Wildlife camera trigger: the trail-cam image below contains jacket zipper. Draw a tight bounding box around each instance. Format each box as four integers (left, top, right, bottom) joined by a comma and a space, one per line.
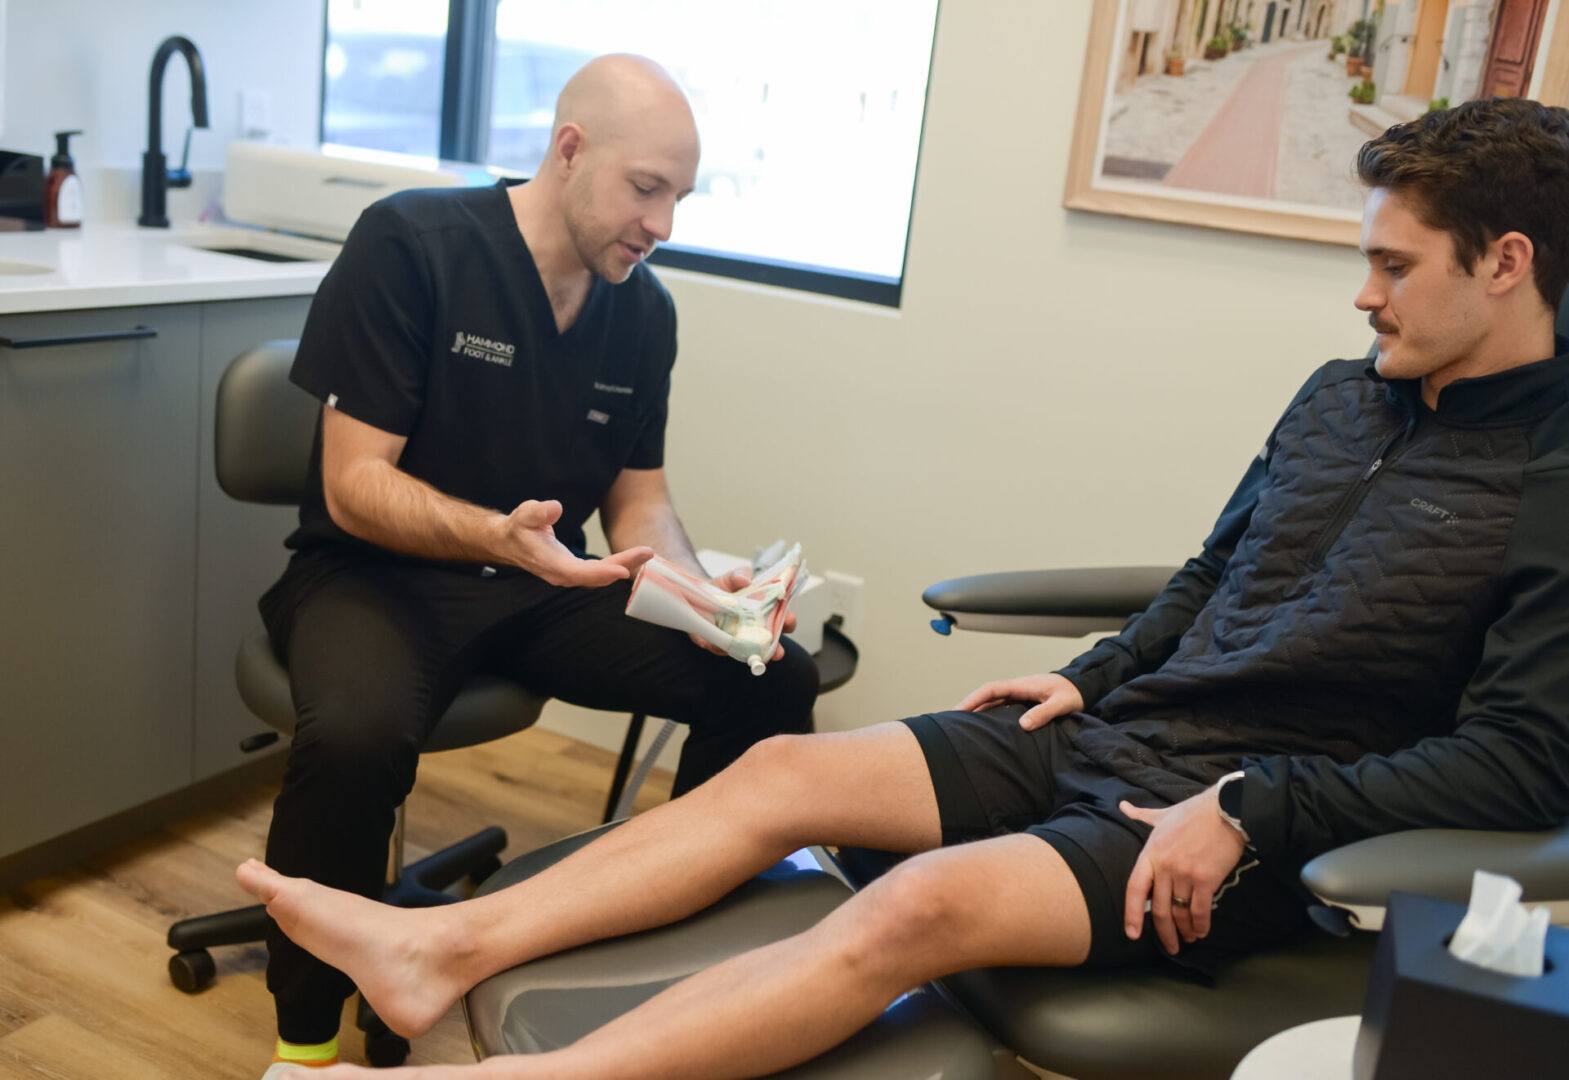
1305, 417, 1417, 569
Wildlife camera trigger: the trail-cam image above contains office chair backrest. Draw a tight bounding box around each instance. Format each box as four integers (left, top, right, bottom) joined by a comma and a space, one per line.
214, 341, 318, 505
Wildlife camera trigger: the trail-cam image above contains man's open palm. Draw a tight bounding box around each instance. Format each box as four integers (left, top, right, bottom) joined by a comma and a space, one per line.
505, 499, 652, 587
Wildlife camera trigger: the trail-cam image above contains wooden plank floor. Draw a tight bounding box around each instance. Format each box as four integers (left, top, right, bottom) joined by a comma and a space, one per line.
0, 727, 673, 1079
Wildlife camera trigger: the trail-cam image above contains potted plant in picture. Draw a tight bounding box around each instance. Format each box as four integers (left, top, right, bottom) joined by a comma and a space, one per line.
1348, 80, 1377, 105
1346, 19, 1372, 75
1230, 24, 1247, 51
1330, 34, 1346, 60
1165, 49, 1186, 76
1205, 33, 1231, 60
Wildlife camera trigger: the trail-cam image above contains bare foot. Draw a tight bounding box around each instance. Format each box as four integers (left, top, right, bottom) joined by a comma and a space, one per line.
236, 859, 470, 1038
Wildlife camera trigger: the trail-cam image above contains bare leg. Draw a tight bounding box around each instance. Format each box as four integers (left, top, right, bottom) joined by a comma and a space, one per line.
238, 723, 941, 1039
285, 834, 1092, 1080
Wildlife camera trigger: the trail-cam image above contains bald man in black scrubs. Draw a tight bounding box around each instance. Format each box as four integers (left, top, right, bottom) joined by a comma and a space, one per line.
254, 55, 818, 1075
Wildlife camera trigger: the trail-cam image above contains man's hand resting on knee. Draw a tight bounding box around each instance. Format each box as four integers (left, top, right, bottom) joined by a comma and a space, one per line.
1120, 785, 1249, 954
953, 673, 1084, 730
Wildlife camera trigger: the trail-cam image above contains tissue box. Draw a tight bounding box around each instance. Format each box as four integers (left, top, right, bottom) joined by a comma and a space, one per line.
1354, 890, 1569, 1079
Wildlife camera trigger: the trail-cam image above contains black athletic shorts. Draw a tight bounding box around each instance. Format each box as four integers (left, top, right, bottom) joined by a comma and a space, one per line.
900, 704, 1313, 978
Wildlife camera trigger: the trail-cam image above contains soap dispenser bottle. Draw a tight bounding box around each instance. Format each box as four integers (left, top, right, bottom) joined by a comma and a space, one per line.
45, 130, 83, 228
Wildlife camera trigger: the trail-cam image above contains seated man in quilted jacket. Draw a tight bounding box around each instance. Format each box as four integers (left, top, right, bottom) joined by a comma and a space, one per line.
240, 97, 1569, 1080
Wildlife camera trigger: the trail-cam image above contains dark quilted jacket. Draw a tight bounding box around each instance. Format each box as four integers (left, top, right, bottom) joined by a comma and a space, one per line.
1058, 348, 1569, 877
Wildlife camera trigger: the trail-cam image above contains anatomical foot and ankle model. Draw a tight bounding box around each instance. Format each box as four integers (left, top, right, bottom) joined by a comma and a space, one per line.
625, 543, 806, 675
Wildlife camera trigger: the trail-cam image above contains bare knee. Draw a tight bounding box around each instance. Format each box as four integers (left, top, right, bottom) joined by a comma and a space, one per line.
718, 733, 816, 796
697, 734, 826, 840
833, 858, 963, 984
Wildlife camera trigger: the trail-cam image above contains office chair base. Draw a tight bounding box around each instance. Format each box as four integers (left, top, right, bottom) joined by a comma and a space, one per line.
168, 948, 218, 993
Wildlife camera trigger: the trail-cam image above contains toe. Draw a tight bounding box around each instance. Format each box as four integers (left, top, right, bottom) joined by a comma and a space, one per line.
235, 858, 282, 903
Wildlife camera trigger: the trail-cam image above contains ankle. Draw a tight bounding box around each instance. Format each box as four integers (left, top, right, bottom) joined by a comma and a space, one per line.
426, 905, 486, 984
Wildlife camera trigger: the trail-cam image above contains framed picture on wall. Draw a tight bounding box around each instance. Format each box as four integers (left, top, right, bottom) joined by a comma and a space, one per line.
1064, 0, 1569, 246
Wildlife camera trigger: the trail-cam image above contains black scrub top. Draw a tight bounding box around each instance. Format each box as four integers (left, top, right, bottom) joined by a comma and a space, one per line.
284, 179, 677, 559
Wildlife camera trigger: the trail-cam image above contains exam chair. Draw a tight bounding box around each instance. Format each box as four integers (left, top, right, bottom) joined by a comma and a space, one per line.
164, 342, 664, 1066
890, 299, 1569, 1076
904, 566, 1569, 1079
462, 573, 1569, 1080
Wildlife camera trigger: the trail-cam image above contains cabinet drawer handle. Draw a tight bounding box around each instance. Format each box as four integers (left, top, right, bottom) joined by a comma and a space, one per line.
0, 325, 159, 349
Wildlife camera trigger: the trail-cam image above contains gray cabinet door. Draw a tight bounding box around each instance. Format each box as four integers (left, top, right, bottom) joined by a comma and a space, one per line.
193, 297, 312, 780
0, 305, 200, 856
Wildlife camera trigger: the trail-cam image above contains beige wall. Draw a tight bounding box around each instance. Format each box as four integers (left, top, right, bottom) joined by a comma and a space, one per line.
541, 0, 1372, 759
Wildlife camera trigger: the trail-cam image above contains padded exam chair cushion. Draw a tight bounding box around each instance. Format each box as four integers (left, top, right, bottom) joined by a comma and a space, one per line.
946, 933, 1375, 1080
832, 846, 1374, 1080
465, 824, 1017, 1079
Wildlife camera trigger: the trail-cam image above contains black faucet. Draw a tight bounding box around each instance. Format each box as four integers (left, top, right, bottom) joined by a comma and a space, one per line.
139, 35, 209, 228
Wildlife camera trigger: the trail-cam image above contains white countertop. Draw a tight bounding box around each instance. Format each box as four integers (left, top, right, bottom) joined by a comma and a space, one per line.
0, 223, 336, 315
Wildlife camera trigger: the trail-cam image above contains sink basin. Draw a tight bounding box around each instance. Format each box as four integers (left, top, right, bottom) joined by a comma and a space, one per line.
0, 259, 54, 276
171, 227, 341, 264
190, 245, 312, 263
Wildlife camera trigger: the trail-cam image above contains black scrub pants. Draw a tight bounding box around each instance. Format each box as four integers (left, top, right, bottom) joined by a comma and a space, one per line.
258, 551, 820, 1043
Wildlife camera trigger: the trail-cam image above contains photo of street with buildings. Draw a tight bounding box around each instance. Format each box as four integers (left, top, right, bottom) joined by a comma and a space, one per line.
1098, 0, 1555, 213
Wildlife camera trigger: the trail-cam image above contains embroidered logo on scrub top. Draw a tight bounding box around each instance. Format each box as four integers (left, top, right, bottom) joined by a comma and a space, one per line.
450, 330, 517, 367
593, 381, 635, 395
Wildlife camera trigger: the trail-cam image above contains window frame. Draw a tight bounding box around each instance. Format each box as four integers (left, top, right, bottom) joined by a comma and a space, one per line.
319, 0, 935, 307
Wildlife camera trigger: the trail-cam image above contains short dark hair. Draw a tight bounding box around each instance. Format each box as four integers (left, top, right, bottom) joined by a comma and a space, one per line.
1356, 97, 1569, 312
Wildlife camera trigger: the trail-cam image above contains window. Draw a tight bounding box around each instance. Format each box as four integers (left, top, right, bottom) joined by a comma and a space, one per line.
322, 0, 450, 159
322, 0, 940, 306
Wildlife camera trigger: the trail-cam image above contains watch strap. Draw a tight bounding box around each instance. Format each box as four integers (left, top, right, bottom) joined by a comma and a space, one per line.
1216, 769, 1250, 843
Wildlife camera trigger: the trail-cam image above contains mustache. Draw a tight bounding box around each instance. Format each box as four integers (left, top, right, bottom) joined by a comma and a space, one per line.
1367, 314, 1398, 335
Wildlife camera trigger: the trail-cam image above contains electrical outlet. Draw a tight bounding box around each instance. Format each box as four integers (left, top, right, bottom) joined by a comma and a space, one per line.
240, 89, 272, 140
823, 570, 864, 639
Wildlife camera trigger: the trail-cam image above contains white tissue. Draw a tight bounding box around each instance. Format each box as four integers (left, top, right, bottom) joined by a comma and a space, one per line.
1446, 869, 1550, 977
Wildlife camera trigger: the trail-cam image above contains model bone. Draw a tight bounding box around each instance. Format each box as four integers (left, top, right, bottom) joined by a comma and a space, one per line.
625, 544, 806, 675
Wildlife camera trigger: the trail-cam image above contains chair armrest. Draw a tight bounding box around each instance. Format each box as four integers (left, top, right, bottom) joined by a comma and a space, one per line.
1301, 825, 1569, 930
922, 567, 1178, 637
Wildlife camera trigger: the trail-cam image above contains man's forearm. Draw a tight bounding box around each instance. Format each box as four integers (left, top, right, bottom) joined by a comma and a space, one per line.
605, 501, 704, 577
328, 457, 507, 564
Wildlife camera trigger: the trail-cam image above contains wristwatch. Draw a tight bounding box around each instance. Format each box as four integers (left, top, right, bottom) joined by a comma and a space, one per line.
1216, 769, 1250, 843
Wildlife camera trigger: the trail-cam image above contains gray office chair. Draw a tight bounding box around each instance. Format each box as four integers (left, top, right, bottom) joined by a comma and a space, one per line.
166, 341, 642, 1066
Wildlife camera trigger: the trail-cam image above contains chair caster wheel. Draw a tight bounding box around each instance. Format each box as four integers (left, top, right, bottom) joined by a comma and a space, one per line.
168, 949, 216, 993
363, 1027, 411, 1068
468, 855, 502, 888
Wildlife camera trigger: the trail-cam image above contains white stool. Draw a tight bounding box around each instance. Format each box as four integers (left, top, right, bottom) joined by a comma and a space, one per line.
1231, 1014, 1360, 1080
